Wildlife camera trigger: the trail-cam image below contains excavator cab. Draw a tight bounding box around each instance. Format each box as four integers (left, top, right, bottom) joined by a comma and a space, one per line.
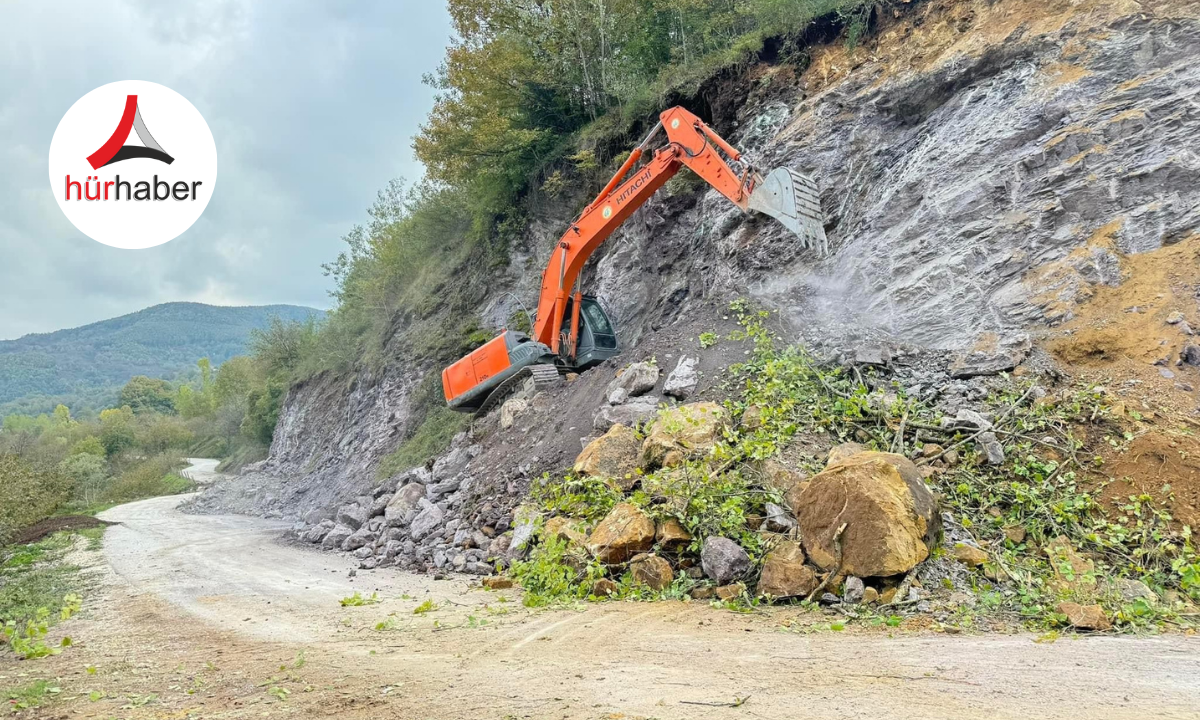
561, 295, 619, 370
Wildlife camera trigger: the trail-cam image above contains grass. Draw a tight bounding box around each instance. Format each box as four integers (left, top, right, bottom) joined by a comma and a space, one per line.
1, 528, 97, 659
3, 679, 62, 712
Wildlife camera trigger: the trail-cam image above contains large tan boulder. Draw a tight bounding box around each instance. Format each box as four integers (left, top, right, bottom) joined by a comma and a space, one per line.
543, 516, 587, 546
655, 518, 692, 550
586, 502, 655, 564
574, 424, 641, 491
630, 555, 674, 591
757, 541, 818, 599
640, 402, 728, 469
793, 452, 939, 578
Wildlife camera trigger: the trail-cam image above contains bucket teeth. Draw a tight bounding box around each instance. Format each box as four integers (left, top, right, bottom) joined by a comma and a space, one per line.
747, 167, 828, 255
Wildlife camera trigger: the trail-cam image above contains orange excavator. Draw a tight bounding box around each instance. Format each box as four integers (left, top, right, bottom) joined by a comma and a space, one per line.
442, 106, 826, 414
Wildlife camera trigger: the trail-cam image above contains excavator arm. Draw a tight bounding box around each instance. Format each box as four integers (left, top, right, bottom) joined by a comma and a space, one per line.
442, 106, 825, 412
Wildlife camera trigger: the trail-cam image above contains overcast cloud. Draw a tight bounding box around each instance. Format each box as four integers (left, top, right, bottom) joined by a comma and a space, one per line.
0, 0, 451, 340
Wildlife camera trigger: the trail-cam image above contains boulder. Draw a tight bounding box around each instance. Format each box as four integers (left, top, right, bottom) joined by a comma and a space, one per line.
761, 459, 804, 494
543, 516, 587, 546
641, 402, 727, 469
1057, 601, 1112, 631
482, 576, 513, 590
663, 356, 699, 400
1044, 536, 1096, 592
500, 397, 528, 429
757, 541, 816, 598
303, 524, 331, 543
655, 518, 692, 551
369, 493, 392, 517
1182, 344, 1200, 366
1112, 578, 1157, 605
763, 502, 796, 533
630, 555, 674, 591
700, 536, 750, 585
321, 523, 354, 550
385, 482, 427, 527
977, 432, 1005, 464
507, 506, 540, 559
826, 442, 866, 466
741, 405, 763, 431
607, 361, 659, 399
336, 503, 369, 530
591, 578, 619, 598
953, 542, 989, 567
794, 451, 940, 578
586, 502, 656, 564
594, 395, 660, 431
342, 527, 375, 551
409, 500, 445, 542
607, 386, 630, 405
574, 424, 642, 491
715, 583, 745, 601
843, 576, 866, 603
949, 332, 1031, 378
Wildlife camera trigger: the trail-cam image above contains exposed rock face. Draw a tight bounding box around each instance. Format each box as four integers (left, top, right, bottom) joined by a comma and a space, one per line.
701, 537, 750, 585
587, 503, 655, 564
573, 424, 641, 490
757, 541, 816, 598
641, 402, 727, 469
794, 452, 939, 577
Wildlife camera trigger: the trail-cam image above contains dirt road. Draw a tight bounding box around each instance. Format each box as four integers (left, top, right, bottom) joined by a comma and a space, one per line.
9, 483, 1198, 719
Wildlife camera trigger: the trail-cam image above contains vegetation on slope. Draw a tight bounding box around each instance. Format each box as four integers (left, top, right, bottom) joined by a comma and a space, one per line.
0, 302, 320, 418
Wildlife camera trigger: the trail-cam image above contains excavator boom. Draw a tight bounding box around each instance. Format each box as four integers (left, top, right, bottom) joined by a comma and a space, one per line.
442, 106, 825, 413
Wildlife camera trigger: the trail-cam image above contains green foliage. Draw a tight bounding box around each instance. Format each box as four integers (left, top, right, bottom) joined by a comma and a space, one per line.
699, 331, 719, 348
528, 473, 621, 523
339, 592, 381, 607
119, 375, 176, 415
1, 533, 86, 660
509, 534, 606, 607
0, 456, 72, 544
412, 599, 438, 614
102, 456, 193, 504
379, 376, 471, 477
3, 679, 62, 711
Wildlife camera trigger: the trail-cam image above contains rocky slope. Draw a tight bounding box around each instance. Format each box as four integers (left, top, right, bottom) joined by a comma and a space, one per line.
189, 0, 1200, 577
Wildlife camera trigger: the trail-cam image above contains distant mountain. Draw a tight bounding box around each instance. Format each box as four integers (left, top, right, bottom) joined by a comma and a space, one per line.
0, 302, 322, 417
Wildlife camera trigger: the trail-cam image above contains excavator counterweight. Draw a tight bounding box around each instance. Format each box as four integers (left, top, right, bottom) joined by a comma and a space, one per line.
442, 106, 826, 414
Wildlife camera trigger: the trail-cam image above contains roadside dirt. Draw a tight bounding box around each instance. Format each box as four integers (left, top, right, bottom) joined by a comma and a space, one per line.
3, 488, 1198, 719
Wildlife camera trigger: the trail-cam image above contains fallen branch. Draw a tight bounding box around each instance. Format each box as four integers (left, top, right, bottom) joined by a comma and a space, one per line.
805, 522, 847, 603
926, 385, 1037, 464
681, 695, 751, 708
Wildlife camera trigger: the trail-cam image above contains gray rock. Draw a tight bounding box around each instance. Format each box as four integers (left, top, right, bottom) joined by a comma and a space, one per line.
1113, 578, 1157, 605
853, 345, 891, 367
487, 534, 511, 558
433, 446, 471, 480
977, 431, 1006, 465
381, 540, 404, 560
303, 524, 331, 543
369, 493, 392, 517
1159, 366, 1176, 379
426, 478, 461, 501
1167, 311, 1185, 325
352, 546, 374, 559
303, 508, 330, 525
607, 386, 630, 406
948, 408, 993, 431
507, 507, 539, 559
342, 527, 376, 551
465, 561, 494, 575
409, 501, 445, 542
594, 396, 660, 431
843, 576, 865, 604
763, 502, 796, 533
950, 334, 1031, 378
336, 503, 368, 530
321, 523, 354, 549
385, 482, 426, 527
663, 356, 699, 400
701, 537, 750, 585
500, 397, 528, 429
359, 557, 379, 570
606, 361, 659, 400
1182, 345, 1200, 367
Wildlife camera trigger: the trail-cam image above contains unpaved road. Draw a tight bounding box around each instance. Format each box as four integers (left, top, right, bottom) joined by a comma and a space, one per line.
9, 484, 1199, 719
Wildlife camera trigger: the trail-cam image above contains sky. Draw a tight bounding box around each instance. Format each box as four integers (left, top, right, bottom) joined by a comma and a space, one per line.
0, 0, 452, 340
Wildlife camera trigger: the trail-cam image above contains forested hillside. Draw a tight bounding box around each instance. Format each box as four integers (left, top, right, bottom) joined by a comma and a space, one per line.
0, 302, 320, 416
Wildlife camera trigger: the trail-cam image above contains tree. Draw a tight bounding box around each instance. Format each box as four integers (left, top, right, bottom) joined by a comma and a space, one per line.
98, 406, 136, 455
70, 435, 107, 457
119, 376, 176, 415
53, 404, 73, 425
58, 453, 108, 507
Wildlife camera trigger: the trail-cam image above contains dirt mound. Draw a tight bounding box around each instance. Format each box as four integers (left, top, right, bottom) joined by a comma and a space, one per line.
1097, 431, 1200, 529
8, 515, 113, 546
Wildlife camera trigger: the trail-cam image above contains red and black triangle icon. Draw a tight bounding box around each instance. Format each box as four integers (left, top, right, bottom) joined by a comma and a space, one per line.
87, 95, 174, 170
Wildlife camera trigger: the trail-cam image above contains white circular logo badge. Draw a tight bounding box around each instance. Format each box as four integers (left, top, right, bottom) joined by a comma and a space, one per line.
48, 81, 217, 249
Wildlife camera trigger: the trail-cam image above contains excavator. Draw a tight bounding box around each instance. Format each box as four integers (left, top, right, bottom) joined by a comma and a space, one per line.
442, 105, 826, 414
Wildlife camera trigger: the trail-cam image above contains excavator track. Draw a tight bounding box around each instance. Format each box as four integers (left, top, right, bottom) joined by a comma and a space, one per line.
473, 363, 562, 418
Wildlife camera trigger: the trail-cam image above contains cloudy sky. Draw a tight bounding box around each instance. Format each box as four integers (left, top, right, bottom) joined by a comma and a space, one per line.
0, 0, 452, 340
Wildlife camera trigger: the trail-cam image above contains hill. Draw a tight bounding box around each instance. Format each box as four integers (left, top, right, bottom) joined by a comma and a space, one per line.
0, 302, 322, 416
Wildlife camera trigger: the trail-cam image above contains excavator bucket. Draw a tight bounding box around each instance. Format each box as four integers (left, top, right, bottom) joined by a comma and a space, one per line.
747, 167, 827, 254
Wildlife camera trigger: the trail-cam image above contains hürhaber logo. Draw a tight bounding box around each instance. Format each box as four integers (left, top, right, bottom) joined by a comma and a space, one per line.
48, 80, 218, 249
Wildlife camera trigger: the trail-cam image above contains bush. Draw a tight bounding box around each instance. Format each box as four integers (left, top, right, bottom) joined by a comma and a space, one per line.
103, 454, 192, 504
0, 456, 71, 544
